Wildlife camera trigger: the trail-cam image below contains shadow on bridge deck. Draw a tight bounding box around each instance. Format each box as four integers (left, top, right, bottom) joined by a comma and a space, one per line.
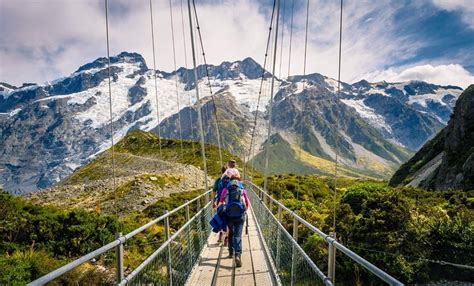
186, 207, 276, 285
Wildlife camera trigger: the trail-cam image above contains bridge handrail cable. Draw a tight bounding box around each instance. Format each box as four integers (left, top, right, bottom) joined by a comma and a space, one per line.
119, 200, 213, 285
246, 181, 404, 286
28, 189, 212, 286
247, 184, 332, 285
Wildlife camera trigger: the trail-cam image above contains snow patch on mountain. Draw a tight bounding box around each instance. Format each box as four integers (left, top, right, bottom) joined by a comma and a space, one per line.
341, 98, 392, 134
324, 78, 339, 91
407, 87, 462, 108
200, 77, 277, 112
0, 84, 14, 99
9, 108, 22, 117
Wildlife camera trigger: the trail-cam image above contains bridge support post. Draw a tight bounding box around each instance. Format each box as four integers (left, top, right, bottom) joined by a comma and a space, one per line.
290, 214, 298, 286
276, 205, 282, 270
164, 211, 173, 285
184, 201, 193, 271
115, 232, 124, 283
328, 232, 336, 284
262, 190, 267, 206
185, 200, 190, 221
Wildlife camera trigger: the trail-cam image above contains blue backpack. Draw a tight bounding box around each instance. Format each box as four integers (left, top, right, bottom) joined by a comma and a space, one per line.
224, 180, 246, 220
210, 205, 227, 233
216, 175, 231, 203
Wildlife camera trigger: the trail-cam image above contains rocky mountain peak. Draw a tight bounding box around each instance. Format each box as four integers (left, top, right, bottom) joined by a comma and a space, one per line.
0, 82, 17, 99
171, 57, 267, 84
0, 51, 468, 193
390, 84, 474, 190
75, 51, 148, 73
352, 79, 371, 89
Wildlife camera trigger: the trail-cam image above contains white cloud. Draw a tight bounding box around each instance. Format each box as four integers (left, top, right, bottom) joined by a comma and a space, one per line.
431, 0, 474, 28
0, 0, 470, 89
362, 64, 474, 88
0, 0, 270, 86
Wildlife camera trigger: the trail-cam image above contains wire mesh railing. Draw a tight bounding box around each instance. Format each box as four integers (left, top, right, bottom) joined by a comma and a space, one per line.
122, 201, 212, 285
248, 184, 332, 286
246, 181, 404, 286
28, 190, 212, 286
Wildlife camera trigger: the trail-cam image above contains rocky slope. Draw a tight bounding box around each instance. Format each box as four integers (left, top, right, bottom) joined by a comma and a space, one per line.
162, 71, 459, 179
390, 85, 474, 190
25, 130, 245, 216
0, 51, 463, 193
251, 78, 413, 179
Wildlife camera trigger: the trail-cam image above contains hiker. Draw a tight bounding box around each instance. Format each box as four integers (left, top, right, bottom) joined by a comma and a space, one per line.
212, 165, 227, 208
223, 159, 240, 180
220, 159, 242, 246
218, 179, 249, 267
212, 166, 228, 243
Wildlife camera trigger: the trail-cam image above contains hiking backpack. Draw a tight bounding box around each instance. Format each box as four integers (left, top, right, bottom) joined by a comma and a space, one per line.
224, 180, 246, 219
216, 175, 231, 202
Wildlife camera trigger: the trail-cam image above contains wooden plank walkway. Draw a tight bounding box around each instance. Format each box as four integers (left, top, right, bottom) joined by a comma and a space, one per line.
186, 207, 276, 286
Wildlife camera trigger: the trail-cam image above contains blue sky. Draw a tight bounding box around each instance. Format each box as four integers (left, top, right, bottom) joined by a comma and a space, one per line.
0, 0, 473, 87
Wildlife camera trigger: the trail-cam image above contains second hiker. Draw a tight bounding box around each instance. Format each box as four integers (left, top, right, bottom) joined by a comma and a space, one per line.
218, 179, 249, 267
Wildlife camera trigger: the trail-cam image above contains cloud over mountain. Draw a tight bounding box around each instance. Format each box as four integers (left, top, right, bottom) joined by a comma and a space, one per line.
363, 64, 474, 89
1, 0, 473, 88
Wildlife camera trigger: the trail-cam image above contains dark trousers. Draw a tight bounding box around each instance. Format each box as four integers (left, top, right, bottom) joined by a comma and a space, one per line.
228, 218, 245, 255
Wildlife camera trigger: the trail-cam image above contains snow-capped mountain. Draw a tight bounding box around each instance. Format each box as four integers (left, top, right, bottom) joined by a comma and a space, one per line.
0, 52, 464, 193
339, 79, 462, 150
390, 85, 474, 190
159, 69, 462, 178
0, 52, 270, 193
0, 82, 17, 99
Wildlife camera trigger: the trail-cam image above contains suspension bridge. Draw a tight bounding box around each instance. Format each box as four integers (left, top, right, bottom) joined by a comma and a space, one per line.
27, 0, 406, 284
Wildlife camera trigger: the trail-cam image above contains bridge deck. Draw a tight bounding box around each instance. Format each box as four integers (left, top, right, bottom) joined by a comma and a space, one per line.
186, 207, 276, 286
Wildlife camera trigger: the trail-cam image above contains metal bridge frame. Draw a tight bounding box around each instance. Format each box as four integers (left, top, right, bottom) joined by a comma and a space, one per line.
28, 190, 213, 286
246, 181, 404, 286
29, 183, 403, 286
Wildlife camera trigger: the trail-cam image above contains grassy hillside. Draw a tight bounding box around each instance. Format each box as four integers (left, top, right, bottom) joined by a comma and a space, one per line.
6, 129, 472, 284
1, 189, 206, 284
65, 129, 253, 185
251, 133, 395, 180
258, 175, 474, 285
251, 134, 319, 175
4, 172, 473, 284
27, 130, 260, 216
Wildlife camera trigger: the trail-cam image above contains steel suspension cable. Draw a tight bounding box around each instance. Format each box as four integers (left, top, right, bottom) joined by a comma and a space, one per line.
297, 0, 310, 180
193, 22, 209, 149
187, 0, 209, 198
243, 0, 277, 180
168, 0, 184, 157
292, 0, 310, 202
278, 0, 286, 78
259, 13, 277, 163
104, 0, 118, 214
148, 0, 163, 158
287, 0, 295, 77
179, 0, 197, 158
263, 0, 281, 193
333, 0, 344, 232
302, 0, 310, 89
191, 0, 224, 168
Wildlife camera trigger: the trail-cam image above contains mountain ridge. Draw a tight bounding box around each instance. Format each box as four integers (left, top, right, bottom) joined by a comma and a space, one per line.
0, 51, 464, 193
390, 84, 474, 190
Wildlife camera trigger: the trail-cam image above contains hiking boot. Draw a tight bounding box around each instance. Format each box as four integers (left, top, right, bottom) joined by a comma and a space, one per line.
228, 251, 234, 258
235, 255, 242, 267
